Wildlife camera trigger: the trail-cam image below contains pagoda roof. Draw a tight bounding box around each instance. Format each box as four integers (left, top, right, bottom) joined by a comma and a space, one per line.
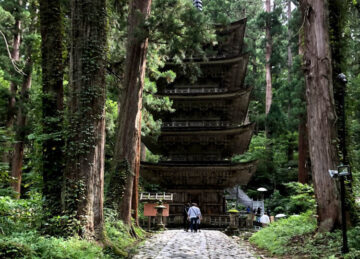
213, 18, 247, 59
153, 87, 252, 123
142, 122, 255, 158
140, 159, 257, 188
162, 53, 249, 93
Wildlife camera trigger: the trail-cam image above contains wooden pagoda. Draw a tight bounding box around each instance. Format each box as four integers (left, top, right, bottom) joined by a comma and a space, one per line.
141, 18, 257, 225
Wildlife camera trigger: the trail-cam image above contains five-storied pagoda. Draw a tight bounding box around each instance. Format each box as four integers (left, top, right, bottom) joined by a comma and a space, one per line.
141, 18, 257, 225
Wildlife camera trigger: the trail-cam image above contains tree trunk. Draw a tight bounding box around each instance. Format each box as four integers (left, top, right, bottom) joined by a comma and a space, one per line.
298, 20, 309, 184
40, 0, 64, 217
287, 0, 293, 76
131, 112, 142, 226
265, 0, 272, 115
10, 54, 32, 197
7, 7, 22, 129
300, 0, 341, 231
113, 0, 152, 226
65, 0, 107, 240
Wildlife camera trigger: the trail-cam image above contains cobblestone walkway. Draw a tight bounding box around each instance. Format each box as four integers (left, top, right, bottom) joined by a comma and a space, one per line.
132, 230, 258, 259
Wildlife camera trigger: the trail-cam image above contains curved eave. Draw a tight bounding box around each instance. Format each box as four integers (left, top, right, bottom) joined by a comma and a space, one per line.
143, 122, 255, 156
140, 159, 257, 188
157, 86, 252, 100
160, 122, 255, 135
215, 18, 247, 31
166, 52, 249, 65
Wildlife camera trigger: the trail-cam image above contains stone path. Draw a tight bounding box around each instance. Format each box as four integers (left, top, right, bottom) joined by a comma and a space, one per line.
132, 230, 258, 259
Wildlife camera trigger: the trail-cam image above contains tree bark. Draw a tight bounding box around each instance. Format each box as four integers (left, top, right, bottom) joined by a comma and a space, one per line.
265, 0, 272, 115
40, 0, 64, 217
300, 0, 341, 231
287, 0, 293, 76
113, 0, 152, 226
10, 56, 32, 197
131, 112, 142, 226
298, 18, 309, 184
65, 0, 107, 240
7, 4, 22, 129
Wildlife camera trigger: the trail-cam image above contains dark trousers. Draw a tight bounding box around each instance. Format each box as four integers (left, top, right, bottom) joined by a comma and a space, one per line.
183, 217, 189, 231
190, 217, 198, 232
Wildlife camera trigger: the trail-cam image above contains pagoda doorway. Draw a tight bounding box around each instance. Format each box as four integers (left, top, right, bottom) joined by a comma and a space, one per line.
188, 192, 201, 206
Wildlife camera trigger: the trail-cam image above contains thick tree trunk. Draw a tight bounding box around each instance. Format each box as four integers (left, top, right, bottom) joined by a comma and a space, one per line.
300, 0, 341, 231
113, 0, 152, 226
10, 55, 32, 197
65, 0, 107, 240
40, 0, 64, 217
265, 0, 272, 115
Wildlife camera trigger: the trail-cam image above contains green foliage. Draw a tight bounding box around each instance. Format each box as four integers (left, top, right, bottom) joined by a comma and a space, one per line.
265, 182, 316, 215
232, 132, 269, 163
0, 231, 107, 259
0, 196, 42, 235
0, 240, 33, 259
0, 198, 144, 258
250, 211, 317, 255
250, 210, 360, 258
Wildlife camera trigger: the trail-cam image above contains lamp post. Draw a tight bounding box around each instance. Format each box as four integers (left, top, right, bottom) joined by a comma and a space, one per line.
329, 165, 350, 254
338, 165, 350, 254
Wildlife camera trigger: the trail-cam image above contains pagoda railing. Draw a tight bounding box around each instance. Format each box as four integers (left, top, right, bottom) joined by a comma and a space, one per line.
164, 87, 228, 94
163, 120, 232, 128
166, 154, 221, 162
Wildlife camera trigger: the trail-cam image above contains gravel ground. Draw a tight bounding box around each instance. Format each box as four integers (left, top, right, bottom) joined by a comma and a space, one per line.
132, 229, 258, 259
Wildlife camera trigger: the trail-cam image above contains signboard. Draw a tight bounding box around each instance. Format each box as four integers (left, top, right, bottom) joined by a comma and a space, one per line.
144, 203, 169, 217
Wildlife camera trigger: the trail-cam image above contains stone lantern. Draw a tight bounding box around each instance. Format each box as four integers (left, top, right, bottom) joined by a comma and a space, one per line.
225, 208, 239, 235
154, 202, 167, 230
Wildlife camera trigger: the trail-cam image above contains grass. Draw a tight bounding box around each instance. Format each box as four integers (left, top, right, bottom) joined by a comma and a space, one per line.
249, 211, 360, 258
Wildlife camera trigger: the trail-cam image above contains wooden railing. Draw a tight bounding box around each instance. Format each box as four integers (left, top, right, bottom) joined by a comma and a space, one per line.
164, 87, 228, 94
162, 121, 232, 128
140, 192, 173, 202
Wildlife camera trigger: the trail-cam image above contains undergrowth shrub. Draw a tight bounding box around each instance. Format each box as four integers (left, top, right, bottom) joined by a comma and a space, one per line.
249, 211, 317, 255
0, 240, 33, 258
0, 196, 42, 234
265, 182, 316, 215
250, 211, 360, 258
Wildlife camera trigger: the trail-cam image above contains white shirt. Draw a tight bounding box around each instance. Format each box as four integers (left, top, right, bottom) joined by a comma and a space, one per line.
260, 214, 270, 224
187, 206, 201, 218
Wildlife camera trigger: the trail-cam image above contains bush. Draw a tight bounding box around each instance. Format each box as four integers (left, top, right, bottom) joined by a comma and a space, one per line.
250, 211, 317, 255
0, 196, 42, 234
265, 182, 316, 215
0, 240, 33, 259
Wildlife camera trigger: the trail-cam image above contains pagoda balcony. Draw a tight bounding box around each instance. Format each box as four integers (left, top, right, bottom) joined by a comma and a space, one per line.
164, 87, 228, 94
162, 120, 233, 129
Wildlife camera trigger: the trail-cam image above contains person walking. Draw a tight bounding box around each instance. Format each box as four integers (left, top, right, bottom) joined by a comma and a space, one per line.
260, 212, 270, 227
183, 203, 190, 232
187, 203, 201, 232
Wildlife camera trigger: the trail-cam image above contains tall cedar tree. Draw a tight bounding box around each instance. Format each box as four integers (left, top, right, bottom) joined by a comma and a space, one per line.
64, 0, 107, 239
265, 0, 272, 115
39, 0, 64, 216
298, 12, 309, 184
113, 0, 152, 226
300, 0, 341, 231
11, 39, 32, 197
8, 0, 22, 196
6, 0, 21, 129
